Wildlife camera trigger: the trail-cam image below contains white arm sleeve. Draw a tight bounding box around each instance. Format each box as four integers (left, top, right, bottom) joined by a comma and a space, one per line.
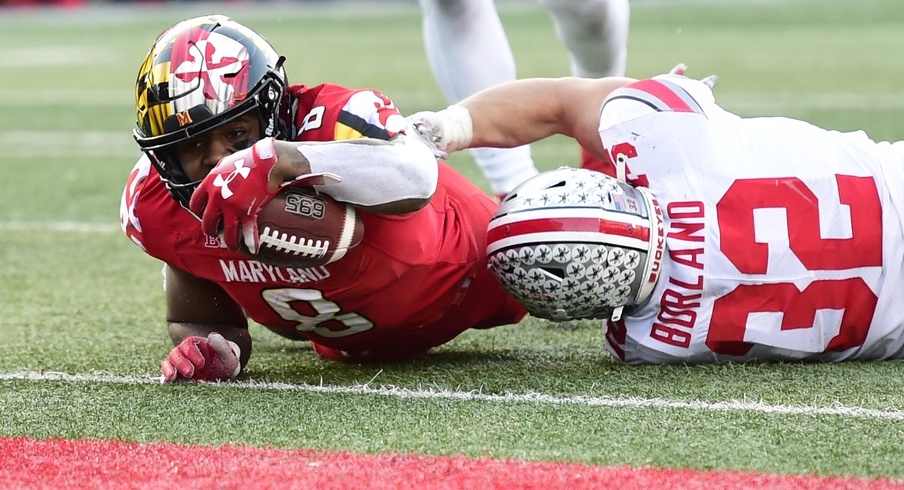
297, 135, 439, 207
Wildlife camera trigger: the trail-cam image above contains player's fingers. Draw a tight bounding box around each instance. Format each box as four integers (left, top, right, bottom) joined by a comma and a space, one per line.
176, 339, 207, 369
220, 221, 243, 253
188, 187, 210, 219
701, 75, 719, 88
207, 333, 232, 358
669, 63, 687, 76
160, 359, 179, 382
167, 349, 197, 379
206, 333, 240, 380
200, 204, 224, 239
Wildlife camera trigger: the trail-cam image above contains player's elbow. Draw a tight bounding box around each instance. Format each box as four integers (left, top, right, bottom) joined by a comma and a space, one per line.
357, 135, 438, 214
397, 140, 439, 201
362, 153, 437, 214
305, 135, 439, 213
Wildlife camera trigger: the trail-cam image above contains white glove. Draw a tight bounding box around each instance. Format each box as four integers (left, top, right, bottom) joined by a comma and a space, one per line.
669, 63, 718, 88
405, 105, 474, 160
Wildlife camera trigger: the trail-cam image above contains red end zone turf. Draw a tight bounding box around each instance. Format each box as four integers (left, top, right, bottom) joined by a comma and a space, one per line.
2, 436, 902, 490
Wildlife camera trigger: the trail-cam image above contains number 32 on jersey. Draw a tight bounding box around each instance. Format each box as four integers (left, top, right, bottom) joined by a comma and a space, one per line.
708, 174, 882, 355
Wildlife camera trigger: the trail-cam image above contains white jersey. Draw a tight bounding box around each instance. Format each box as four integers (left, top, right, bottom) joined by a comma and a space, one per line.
598, 74, 904, 364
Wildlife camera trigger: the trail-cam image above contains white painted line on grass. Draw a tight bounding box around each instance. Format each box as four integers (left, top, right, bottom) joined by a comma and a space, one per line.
0, 130, 137, 158
0, 221, 119, 233
1, 46, 114, 67
2, 370, 902, 421
0, 90, 128, 106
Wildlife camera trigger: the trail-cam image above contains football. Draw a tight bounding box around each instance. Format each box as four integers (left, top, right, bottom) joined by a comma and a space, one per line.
249, 186, 364, 267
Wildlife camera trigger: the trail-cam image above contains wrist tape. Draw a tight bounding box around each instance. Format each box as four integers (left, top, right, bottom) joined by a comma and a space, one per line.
437, 105, 474, 153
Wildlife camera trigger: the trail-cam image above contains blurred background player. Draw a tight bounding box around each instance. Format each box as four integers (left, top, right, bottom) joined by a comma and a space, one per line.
418, 0, 630, 196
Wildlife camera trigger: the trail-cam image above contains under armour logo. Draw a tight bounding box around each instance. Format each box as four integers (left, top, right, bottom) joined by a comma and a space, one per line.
212, 158, 251, 199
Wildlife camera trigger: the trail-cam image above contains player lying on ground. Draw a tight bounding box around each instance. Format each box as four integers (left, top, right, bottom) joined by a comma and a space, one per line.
120, 15, 525, 382
408, 67, 904, 364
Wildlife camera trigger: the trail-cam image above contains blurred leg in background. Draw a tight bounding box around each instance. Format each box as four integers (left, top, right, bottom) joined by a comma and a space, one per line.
541, 0, 629, 173
418, 0, 630, 192
418, 0, 537, 197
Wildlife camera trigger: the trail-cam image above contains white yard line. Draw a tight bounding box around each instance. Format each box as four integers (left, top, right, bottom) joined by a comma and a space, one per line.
0, 130, 137, 158
0, 90, 128, 106
0, 46, 116, 67
0, 221, 119, 233
2, 370, 902, 421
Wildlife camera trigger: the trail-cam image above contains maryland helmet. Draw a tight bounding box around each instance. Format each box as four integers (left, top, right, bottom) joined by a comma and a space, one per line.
133, 15, 290, 208
487, 167, 665, 322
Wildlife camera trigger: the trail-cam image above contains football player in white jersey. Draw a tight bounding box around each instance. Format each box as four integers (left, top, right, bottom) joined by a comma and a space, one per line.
417, 0, 630, 197
407, 70, 904, 364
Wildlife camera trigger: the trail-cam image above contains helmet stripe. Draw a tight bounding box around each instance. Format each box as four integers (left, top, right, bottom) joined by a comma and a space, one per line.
487, 216, 650, 254
491, 206, 649, 228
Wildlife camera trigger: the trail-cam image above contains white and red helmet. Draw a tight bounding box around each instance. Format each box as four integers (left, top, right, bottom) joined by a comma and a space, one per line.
487, 167, 665, 322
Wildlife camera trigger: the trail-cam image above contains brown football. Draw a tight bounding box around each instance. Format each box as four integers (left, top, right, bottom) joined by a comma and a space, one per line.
251, 187, 364, 267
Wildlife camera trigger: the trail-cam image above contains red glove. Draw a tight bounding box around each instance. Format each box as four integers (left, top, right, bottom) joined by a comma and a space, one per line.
189, 138, 342, 254
161, 332, 241, 383
189, 138, 280, 253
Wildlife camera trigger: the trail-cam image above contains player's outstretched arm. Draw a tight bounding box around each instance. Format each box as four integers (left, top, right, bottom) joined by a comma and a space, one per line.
408, 77, 635, 160
188, 137, 438, 251
160, 265, 251, 383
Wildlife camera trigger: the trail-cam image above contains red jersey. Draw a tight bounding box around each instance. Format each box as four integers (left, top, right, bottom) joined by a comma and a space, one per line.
121, 83, 525, 362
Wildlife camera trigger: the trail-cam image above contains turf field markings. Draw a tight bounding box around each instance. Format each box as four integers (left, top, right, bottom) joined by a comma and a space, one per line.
0, 46, 115, 67
0, 89, 128, 106
0, 130, 137, 157
2, 370, 903, 421
5, 435, 902, 490
0, 220, 119, 233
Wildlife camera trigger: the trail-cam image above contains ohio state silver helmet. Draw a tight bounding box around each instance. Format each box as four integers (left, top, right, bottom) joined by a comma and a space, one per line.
487, 167, 665, 322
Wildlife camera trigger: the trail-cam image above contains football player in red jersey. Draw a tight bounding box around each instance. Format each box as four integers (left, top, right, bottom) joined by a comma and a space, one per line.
409, 69, 904, 364
120, 15, 525, 382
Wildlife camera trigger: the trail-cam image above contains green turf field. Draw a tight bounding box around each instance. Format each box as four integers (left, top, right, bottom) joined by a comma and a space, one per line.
1, 0, 904, 480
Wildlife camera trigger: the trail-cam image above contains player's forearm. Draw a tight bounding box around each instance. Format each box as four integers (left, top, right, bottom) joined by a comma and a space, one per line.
460, 78, 572, 148
166, 322, 252, 369
459, 76, 636, 149
274, 137, 438, 212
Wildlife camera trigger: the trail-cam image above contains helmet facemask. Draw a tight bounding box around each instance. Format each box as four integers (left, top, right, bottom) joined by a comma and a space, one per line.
133, 15, 290, 212
487, 167, 665, 322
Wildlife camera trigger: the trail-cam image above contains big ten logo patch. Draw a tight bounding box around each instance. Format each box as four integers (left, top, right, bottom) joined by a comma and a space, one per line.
204, 234, 227, 248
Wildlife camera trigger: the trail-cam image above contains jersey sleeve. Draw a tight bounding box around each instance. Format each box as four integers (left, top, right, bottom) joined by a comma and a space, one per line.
598, 74, 716, 132
296, 84, 408, 143
119, 156, 153, 251
338, 89, 408, 140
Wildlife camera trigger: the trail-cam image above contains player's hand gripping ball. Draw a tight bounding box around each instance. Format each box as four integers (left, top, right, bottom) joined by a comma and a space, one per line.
251, 186, 364, 267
